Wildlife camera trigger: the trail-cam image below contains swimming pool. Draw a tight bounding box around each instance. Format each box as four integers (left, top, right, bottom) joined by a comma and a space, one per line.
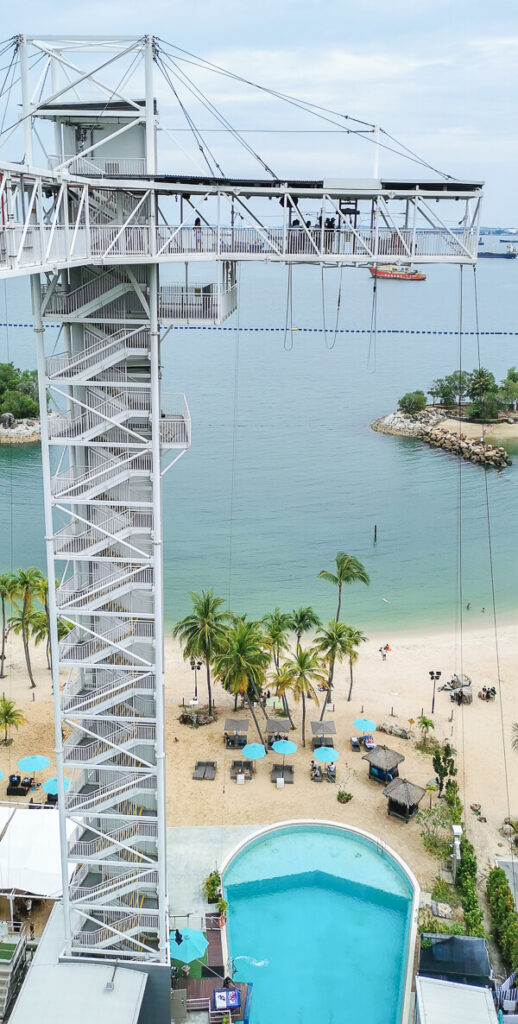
222, 821, 418, 1024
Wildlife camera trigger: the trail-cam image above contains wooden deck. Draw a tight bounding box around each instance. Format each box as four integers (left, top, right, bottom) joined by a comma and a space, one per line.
205, 913, 224, 971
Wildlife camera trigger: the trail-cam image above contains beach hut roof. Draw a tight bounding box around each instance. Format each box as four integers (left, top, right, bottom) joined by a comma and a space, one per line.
265, 718, 290, 733
224, 718, 249, 733
310, 720, 337, 736
382, 777, 425, 806
362, 745, 405, 771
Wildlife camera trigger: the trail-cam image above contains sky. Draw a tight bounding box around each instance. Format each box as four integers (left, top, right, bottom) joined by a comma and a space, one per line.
1, 1, 517, 223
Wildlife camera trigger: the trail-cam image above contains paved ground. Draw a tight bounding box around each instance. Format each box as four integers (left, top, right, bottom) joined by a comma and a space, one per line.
167, 823, 258, 923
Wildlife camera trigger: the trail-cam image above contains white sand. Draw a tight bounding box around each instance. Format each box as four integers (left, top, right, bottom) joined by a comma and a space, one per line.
1, 621, 516, 891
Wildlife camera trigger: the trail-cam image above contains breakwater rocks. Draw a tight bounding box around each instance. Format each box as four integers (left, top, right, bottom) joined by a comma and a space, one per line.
372, 410, 511, 468
0, 416, 41, 444
423, 426, 511, 468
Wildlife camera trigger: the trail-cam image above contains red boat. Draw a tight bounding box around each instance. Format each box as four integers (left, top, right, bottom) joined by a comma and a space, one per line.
369, 264, 427, 281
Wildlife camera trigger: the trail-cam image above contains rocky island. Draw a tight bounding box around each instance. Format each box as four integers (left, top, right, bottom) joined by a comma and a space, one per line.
372, 409, 512, 469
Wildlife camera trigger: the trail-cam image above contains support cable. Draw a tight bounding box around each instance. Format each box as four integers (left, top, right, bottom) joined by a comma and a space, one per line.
473, 263, 512, 828
327, 265, 343, 350
155, 54, 221, 176
367, 275, 378, 372
227, 265, 241, 607
456, 264, 466, 815
283, 265, 293, 351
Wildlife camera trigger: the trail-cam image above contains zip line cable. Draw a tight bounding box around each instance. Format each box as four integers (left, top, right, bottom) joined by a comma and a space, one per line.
283, 265, 294, 351
456, 264, 466, 816
227, 265, 241, 606
367, 276, 378, 372
321, 266, 328, 349
2, 321, 518, 337
328, 265, 344, 351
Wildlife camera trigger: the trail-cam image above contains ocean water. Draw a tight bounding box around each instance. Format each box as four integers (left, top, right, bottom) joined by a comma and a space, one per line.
223, 825, 413, 1024
0, 259, 517, 631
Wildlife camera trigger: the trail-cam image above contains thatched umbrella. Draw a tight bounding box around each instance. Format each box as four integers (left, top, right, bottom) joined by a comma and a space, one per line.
362, 744, 405, 783
382, 777, 425, 822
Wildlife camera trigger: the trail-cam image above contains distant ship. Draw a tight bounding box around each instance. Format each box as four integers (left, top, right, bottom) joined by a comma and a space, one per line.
479, 244, 517, 260
369, 265, 426, 281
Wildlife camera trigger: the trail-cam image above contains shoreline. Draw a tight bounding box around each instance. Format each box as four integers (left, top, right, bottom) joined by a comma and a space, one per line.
372, 408, 518, 443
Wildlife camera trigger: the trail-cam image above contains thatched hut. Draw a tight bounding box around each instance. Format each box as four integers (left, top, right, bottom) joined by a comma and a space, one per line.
362, 744, 405, 783
382, 777, 425, 822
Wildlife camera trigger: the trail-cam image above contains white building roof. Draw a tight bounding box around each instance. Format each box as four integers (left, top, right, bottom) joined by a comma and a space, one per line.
416, 977, 498, 1024
9, 962, 146, 1024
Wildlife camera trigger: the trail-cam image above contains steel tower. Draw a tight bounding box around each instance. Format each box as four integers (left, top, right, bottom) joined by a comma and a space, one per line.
0, 32, 482, 998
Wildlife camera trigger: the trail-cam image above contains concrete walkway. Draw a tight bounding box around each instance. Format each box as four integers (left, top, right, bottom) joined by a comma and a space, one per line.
167, 824, 258, 921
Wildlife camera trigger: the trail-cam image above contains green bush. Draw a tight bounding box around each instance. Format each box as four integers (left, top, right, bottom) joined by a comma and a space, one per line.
455, 836, 484, 937
202, 871, 221, 901
337, 790, 353, 804
398, 391, 427, 414
486, 866, 518, 970
418, 908, 465, 936
0, 364, 39, 419
0, 390, 39, 419
431, 877, 460, 907
469, 393, 502, 421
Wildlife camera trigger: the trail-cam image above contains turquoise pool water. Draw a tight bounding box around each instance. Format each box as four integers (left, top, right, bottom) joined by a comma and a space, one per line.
223, 824, 414, 1024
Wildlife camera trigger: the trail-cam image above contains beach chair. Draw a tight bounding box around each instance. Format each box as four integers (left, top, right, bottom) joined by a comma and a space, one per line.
350, 737, 361, 752
231, 760, 253, 780
192, 763, 206, 780
204, 762, 217, 780
271, 764, 294, 784
326, 766, 336, 783
311, 766, 323, 782
363, 734, 376, 750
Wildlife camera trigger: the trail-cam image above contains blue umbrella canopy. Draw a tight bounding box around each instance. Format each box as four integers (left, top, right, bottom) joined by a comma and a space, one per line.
170, 927, 209, 964
314, 746, 339, 763
241, 743, 266, 760
17, 755, 50, 773
43, 776, 70, 795
272, 739, 297, 755
353, 718, 377, 733
0, 770, 3, 781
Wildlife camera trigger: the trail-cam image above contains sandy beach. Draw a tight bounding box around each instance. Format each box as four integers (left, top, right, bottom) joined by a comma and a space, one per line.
0, 618, 516, 894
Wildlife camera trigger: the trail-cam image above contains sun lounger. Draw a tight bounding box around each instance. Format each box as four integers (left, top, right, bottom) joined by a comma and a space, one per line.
310, 767, 323, 782
231, 760, 253, 780
350, 737, 361, 751
363, 734, 376, 750
326, 767, 336, 783
271, 764, 294, 783
193, 760, 217, 780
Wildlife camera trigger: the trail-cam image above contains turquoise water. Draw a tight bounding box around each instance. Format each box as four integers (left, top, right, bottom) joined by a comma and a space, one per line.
223, 824, 413, 1024
1, 260, 518, 629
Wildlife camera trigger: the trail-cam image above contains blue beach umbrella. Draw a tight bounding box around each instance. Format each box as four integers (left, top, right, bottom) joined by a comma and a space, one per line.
314, 746, 339, 764
272, 739, 297, 756
170, 927, 209, 964
241, 743, 266, 761
17, 755, 50, 774
43, 776, 70, 795
353, 718, 377, 733
0, 770, 3, 781
272, 738, 297, 778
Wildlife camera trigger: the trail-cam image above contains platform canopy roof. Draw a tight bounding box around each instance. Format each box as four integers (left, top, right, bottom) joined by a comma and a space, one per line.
0, 807, 75, 897
265, 719, 290, 734
224, 719, 249, 733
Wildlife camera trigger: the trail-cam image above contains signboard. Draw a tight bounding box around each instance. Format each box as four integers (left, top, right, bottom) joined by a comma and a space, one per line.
214, 989, 241, 1010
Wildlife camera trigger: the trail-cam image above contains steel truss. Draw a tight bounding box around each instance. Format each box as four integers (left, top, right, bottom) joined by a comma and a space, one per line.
0, 33, 482, 972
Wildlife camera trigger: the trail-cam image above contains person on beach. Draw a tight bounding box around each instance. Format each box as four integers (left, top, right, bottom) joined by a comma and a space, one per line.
379, 647, 386, 661
466, 603, 471, 610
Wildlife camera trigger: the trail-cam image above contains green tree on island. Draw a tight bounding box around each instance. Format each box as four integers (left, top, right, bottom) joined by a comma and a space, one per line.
317, 552, 370, 621
429, 371, 470, 407
213, 620, 270, 746
0, 694, 26, 745
173, 589, 231, 712
398, 391, 427, 414
500, 367, 518, 410
0, 363, 39, 418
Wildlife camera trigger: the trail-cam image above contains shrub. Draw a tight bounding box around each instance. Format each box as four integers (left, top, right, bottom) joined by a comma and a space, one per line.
337, 790, 353, 804
418, 908, 465, 936
431, 877, 460, 908
455, 836, 485, 938
202, 871, 221, 901
416, 804, 454, 860
0, 389, 39, 419
398, 390, 427, 414
469, 393, 502, 421
487, 866, 518, 971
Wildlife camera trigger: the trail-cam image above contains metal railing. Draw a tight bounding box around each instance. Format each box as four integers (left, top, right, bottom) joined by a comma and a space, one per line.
54, 509, 153, 557
57, 565, 154, 609
66, 771, 157, 810
46, 328, 150, 378
59, 619, 154, 662
64, 721, 156, 763
51, 451, 153, 500
70, 866, 159, 903
62, 670, 155, 713
69, 820, 158, 858
49, 155, 148, 177
71, 909, 159, 947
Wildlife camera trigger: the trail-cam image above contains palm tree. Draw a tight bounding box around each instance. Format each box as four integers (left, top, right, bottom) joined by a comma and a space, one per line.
313, 620, 353, 720
0, 693, 26, 744
173, 590, 231, 712
345, 626, 367, 701
512, 723, 518, 752
278, 647, 326, 747
262, 609, 294, 728
32, 575, 56, 671
213, 621, 270, 745
317, 552, 370, 621
0, 572, 17, 679
418, 715, 435, 744
12, 567, 44, 688
289, 607, 321, 652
